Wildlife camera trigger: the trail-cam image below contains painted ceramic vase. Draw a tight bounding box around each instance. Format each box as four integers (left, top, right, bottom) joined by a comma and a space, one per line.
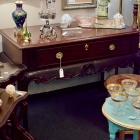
12, 1, 27, 32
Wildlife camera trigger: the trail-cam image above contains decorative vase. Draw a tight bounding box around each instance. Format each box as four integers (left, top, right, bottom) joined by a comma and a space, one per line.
12, 1, 27, 36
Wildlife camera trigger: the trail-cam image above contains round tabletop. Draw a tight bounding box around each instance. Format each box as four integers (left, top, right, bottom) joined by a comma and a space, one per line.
102, 97, 140, 130
103, 74, 140, 130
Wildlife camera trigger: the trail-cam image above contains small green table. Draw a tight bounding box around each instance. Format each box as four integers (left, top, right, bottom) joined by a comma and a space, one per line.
102, 97, 140, 140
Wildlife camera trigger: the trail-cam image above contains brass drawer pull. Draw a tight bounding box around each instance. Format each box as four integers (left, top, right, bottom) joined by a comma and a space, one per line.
56, 52, 63, 59
109, 44, 115, 50
85, 44, 88, 50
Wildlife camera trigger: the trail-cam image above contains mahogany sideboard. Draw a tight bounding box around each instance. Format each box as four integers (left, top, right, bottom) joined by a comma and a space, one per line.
0, 22, 139, 91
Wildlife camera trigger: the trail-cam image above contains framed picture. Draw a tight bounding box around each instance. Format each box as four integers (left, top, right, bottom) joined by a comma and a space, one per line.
62, 0, 97, 10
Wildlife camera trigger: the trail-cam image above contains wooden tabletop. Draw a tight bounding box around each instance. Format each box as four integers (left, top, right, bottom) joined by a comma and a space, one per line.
0, 63, 26, 82
0, 22, 139, 50
0, 89, 28, 128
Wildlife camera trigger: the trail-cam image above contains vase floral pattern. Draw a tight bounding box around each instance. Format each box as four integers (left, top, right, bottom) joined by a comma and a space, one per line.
12, 1, 27, 31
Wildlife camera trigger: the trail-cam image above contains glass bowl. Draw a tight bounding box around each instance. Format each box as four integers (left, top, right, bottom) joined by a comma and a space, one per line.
107, 84, 123, 95
106, 84, 123, 105
121, 79, 138, 89
125, 88, 140, 98
111, 93, 128, 103
111, 93, 128, 116
125, 88, 140, 110
132, 99, 140, 123
74, 15, 96, 27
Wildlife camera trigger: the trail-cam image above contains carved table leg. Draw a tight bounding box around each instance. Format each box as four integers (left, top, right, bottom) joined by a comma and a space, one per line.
15, 100, 29, 131
11, 111, 34, 140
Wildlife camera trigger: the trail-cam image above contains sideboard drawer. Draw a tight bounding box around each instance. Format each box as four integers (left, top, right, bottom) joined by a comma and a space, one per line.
37, 37, 130, 67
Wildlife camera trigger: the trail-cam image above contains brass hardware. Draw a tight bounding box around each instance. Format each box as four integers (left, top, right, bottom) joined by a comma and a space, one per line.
109, 44, 115, 50
56, 52, 63, 59
85, 44, 88, 50
119, 0, 122, 14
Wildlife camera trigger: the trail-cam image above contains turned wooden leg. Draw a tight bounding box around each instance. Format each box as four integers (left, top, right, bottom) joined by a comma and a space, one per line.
119, 130, 125, 140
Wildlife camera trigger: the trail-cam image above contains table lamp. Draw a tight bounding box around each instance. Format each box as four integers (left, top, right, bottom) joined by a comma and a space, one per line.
97, 0, 108, 19
39, 0, 57, 39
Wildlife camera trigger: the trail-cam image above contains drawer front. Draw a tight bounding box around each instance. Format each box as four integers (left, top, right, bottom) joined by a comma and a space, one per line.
37, 37, 130, 67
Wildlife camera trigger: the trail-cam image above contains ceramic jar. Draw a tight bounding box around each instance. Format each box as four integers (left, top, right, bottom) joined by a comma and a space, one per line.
112, 13, 125, 29
12, 1, 27, 35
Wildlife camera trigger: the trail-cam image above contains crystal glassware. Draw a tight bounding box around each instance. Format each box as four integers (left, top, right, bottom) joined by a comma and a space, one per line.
111, 93, 128, 116
74, 15, 96, 27
61, 27, 82, 36
121, 79, 138, 90
39, 0, 57, 39
125, 88, 140, 110
107, 84, 123, 105
132, 99, 140, 123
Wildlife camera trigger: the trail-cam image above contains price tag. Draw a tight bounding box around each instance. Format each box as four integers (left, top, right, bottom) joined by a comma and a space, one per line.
59, 68, 64, 78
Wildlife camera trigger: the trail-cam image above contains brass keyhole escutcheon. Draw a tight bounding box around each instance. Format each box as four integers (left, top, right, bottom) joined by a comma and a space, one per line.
109, 44, 115, 50
56, 52, 63, 59
85, 44, 88, 50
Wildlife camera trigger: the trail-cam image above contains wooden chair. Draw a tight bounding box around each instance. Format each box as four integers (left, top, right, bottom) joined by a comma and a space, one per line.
118, 130, 134, 140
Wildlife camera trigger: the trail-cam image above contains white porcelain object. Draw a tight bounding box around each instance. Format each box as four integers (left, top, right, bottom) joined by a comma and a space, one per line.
6, 84, 16, 98
112, 13, 125, 28
60, 14, 72, 28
